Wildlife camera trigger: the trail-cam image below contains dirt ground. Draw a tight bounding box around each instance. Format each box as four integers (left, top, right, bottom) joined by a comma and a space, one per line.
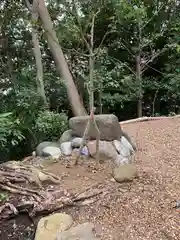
1, 118, 180, 240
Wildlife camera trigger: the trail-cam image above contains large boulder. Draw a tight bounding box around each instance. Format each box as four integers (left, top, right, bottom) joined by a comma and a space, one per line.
56, 222, 100, 240
112, 164, 137, 183
69, 114, 122, 141
87, 140, 118, 162
35, 213, 73, 240
36, 141, 60, 156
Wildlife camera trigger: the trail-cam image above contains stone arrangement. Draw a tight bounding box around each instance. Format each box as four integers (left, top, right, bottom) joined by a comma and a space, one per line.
34, 114, 136, 166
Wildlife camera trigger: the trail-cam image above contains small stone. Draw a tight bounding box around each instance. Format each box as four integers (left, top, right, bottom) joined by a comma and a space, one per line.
35, 213, 73, 240
36, 141, 60, 156
60, 142, 72, 156
71, 137, 83, 148
42, 146, 62, 158
112, 164, 137, 183
81, 146, 89, 156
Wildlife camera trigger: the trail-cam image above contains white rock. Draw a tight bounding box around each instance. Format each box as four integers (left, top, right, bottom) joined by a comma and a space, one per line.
71, 137, 83, 148
113, 137, 134, 157
60, 142, 72, 156
87, 140, 118, 161
42, 146, 62, 158
121, 136, 134, 154
115, 154, 130, 166
32, 151, 36, 156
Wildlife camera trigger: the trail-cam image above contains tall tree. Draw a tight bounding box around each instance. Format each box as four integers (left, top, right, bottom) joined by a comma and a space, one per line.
37, 0, 87, 116
25, 0, 48, 108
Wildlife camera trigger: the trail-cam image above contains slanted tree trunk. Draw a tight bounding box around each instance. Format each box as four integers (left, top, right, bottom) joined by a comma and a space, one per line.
38, 0, 87, 116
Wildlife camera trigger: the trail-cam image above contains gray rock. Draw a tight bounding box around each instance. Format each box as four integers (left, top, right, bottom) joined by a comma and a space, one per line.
36, 141, 60, 156
60, 142, 72, 156
121, 136, 135, 154
122, 131, 136, 150
35, 213, 73, 240
69, 114, 122, 141
114, 154, 130, 166
113, 138, 133, 157
58, 129, 73, 144
112, 164, 137, 183
87, 140, 118, 162
56, 222, 100, 240
42, 146, 62, 159
71, 137, 83, 148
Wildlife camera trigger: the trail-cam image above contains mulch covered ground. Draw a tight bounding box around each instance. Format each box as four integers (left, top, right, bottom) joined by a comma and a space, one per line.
0, 118, 180, 240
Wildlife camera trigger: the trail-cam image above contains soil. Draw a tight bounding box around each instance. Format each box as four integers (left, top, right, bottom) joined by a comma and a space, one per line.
0, 118, 180, 240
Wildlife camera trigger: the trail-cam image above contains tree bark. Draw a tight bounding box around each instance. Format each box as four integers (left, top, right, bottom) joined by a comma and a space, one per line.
38, 0, 87, 116
31, 0, 48, 108
136, 16, 143, 118
136, 54, 142, 117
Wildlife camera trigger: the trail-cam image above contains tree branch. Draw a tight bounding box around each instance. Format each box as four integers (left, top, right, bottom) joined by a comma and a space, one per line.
24, 0, 32, 12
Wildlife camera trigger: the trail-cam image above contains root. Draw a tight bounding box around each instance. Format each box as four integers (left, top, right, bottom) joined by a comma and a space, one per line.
0, 160, 61, 201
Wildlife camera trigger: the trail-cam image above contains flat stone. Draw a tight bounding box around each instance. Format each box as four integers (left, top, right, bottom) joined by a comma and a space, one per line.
35, 213, 73, 240
69, 114, 123, 141
56, 222, 100, 240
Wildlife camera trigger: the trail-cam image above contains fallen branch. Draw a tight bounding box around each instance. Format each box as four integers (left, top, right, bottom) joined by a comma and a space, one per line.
0, 161, 61, 202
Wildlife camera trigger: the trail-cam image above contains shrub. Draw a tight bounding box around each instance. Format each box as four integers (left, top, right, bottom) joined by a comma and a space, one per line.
34, 110, 68, 142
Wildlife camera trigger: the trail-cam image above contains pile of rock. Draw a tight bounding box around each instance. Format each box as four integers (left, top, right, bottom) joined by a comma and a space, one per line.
35, 213, 100, 240
34, 114, 136, 166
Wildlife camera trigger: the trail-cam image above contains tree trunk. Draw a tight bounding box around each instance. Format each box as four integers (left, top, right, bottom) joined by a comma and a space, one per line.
31, 0, 48, 108
136, 54, 142, 117
136, 16, 143, 118
38, 0, 87, 116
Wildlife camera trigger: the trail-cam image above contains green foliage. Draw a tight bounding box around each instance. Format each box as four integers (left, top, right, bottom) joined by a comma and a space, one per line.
0, 112, 24, 150
34, 111, 68, 142
0, 192, 8, 202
